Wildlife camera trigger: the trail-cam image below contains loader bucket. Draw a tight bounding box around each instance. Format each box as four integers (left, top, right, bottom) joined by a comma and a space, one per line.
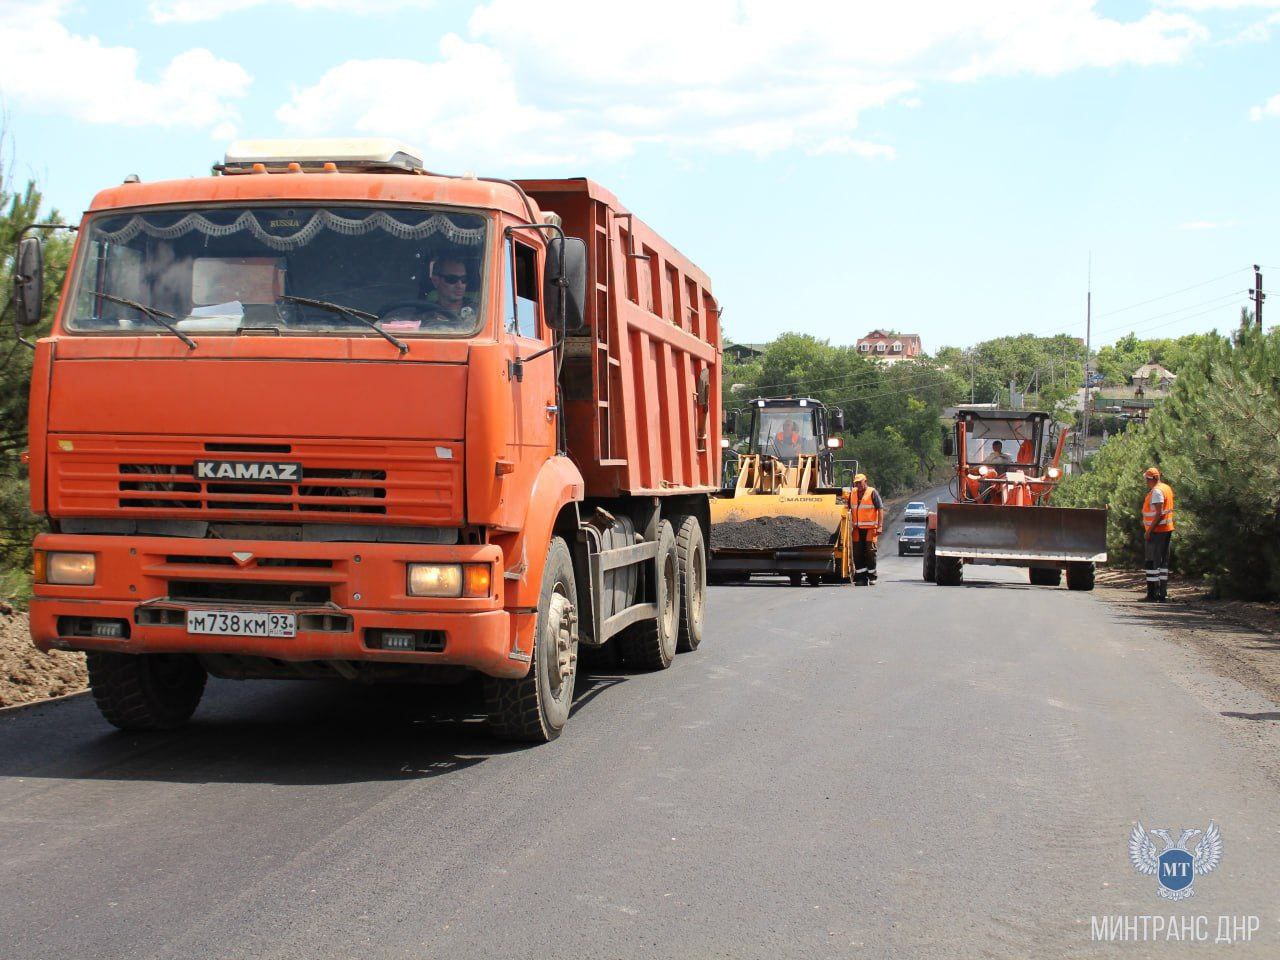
710, 492, 845, 551
709, 491, 849, 574
935, 502, 1107, 564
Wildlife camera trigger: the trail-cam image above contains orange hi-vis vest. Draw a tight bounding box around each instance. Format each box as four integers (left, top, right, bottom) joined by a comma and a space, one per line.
776, 431, 799, 445
1143, 481, 1175, 533
851, 486, 881, 533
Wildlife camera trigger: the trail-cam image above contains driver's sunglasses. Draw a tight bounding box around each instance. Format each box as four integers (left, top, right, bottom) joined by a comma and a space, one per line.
438, 274, 468, 285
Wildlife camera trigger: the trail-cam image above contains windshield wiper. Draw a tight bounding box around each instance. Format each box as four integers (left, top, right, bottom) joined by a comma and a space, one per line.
279, 295, 408, 354
97, 293, 197, 350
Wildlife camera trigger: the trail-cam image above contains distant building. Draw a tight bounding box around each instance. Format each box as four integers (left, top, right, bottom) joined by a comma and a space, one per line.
855, 329, 923, 364
725, 341, 768, 362
1129, 362, 1176, 393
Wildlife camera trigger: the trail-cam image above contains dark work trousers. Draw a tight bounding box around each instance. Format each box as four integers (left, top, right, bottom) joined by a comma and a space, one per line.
852, 530, 878, 584
1144, 530, 1172, 600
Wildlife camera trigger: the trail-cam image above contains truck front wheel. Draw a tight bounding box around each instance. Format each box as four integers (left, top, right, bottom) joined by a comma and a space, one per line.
485, 536, 579, 742
618, 520, 680, 671
922, 533, 937, 582
87, 652, 206, 731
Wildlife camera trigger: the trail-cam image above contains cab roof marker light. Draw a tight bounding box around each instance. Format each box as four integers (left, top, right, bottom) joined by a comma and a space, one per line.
221, 138, 426, 175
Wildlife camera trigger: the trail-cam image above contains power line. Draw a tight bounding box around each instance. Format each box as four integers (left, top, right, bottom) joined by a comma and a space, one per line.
1090, 291, 1246, 340
1091, 267, 1249, 320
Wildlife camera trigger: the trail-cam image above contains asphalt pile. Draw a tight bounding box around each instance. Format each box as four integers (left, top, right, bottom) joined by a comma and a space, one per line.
710, 516, 836, 551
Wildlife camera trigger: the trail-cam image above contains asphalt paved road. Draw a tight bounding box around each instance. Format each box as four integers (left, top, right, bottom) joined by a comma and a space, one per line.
3, 557, 1279, 958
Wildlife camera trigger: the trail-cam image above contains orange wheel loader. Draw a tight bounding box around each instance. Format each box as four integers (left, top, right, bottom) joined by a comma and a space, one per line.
923, 408, 1106, 590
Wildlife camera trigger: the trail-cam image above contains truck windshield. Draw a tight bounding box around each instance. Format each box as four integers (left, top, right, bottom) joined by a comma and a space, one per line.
65, 205, 489, 338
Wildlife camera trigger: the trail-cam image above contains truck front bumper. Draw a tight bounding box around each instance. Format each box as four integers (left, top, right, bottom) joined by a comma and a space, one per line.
29, 533, 535, 680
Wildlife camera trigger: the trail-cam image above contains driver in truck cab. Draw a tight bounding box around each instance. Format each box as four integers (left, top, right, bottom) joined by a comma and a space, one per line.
381, 255, 478, 332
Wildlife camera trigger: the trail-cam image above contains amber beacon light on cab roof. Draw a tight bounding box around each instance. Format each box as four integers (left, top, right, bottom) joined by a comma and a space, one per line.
13, 138, 722, 742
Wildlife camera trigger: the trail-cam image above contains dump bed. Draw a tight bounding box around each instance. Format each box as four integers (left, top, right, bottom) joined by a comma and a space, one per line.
519, 179, 721, 498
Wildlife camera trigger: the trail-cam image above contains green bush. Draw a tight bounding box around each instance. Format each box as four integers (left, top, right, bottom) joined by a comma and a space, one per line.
1056, 324, 1280, 600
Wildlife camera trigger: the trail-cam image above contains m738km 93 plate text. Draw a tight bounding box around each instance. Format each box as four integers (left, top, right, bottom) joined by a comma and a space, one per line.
186, 611, 297, 638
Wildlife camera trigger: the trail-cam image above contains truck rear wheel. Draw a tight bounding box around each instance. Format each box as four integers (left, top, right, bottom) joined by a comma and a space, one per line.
923, 533, 937, 582
485, 536, 578, 742
1029, 567, 1062, 587
86, 652, 206, 731
673, 515, 706, 653
618, 520, 680, 671
936, 555, 963, 586
1066, 562, 1096, 591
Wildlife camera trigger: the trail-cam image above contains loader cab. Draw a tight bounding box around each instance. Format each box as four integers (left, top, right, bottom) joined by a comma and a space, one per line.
953, 410, 1053, 472
739, 398, 844, 485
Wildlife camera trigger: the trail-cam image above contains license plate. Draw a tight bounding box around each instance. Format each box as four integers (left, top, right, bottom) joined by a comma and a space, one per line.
186, 610, 296, 638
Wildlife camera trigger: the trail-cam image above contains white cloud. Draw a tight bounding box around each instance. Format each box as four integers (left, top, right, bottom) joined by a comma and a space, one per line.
277, 1, 1210, 169
1250, 91, 1280, 119
1177, 218, 1240, 229
148, 0, 432, 24
276, 35, 630, 166
0, 1, 250, 134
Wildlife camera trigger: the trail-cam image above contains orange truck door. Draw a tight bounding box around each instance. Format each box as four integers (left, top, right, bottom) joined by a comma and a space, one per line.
504, 237, 557, 475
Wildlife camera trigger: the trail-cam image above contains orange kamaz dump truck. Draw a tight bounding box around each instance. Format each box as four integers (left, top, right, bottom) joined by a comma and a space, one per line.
13, 139, 720, 741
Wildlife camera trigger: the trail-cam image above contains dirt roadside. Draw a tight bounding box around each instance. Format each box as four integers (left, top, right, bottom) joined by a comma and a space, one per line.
0, 610, 87, 708
1094, 568, 1280, 707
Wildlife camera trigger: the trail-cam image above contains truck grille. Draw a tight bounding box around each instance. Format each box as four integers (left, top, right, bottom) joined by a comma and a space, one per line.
119, 464, 388, 514
49, 435, 462, 526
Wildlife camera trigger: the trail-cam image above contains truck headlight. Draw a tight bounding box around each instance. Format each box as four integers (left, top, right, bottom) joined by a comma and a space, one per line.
37, 551, 96, 585
407, 563, 462, 597
406, 563, 492, 598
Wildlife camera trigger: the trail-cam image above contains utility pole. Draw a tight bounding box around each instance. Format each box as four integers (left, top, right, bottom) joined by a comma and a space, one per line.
1250, 264, 1265, 330
1079, 257, 1093, 469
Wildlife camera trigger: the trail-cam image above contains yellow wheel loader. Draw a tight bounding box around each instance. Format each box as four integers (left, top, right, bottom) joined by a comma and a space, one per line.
710, 398, 854, 585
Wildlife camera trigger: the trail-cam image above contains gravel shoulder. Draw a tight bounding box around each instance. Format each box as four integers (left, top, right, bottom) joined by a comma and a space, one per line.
0, 611, 87, 708
1095, 567, 1280, 706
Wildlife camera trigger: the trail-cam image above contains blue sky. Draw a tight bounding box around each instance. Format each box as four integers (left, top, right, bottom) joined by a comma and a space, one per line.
2, 0, 1277, 351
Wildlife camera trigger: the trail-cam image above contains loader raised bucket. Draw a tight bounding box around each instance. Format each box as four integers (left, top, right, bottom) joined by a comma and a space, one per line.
935, 502, 1107, 564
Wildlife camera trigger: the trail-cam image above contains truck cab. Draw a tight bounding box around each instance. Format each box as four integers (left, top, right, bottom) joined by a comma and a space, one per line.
16, 139, 721, 741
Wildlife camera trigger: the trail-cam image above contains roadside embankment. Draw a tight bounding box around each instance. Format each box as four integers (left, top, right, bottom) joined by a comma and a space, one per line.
0, 610, 86, 708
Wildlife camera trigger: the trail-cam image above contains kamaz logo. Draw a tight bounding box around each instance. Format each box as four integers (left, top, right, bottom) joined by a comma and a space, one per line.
194, 460, 302, 482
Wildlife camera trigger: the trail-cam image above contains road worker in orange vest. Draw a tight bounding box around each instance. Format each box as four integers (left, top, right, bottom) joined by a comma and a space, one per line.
849, 472, 884, 586
1142, 467, 1175, 602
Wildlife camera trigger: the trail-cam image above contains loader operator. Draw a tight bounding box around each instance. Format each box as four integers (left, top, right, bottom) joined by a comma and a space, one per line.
849, 473, 884, 586
1141, 467, 1175, 603
774, 420, 803, 460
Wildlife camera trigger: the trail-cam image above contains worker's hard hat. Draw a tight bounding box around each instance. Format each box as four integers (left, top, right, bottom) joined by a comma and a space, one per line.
1144, 467, 1161, 480
852, 473, 867, 483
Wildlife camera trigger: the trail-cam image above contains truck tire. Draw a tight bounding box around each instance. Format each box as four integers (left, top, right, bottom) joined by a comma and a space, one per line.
1066, 562, 1096, 592
922, 533, 937, 582
673, 515, 706, 653
618, 520, 680, 671
936, 555, 963, 586
1029, 567, 1062, 587
86, 652, 206, 731
789, 573, 803, 587
485, 536, 578, 742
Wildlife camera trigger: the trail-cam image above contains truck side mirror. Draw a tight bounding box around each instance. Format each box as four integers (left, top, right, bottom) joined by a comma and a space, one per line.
942, 435, 954, 458
722, 409, 738, 434
545, 236, 588, 334
830, 407, 845, 432
14, 237, 44, 327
